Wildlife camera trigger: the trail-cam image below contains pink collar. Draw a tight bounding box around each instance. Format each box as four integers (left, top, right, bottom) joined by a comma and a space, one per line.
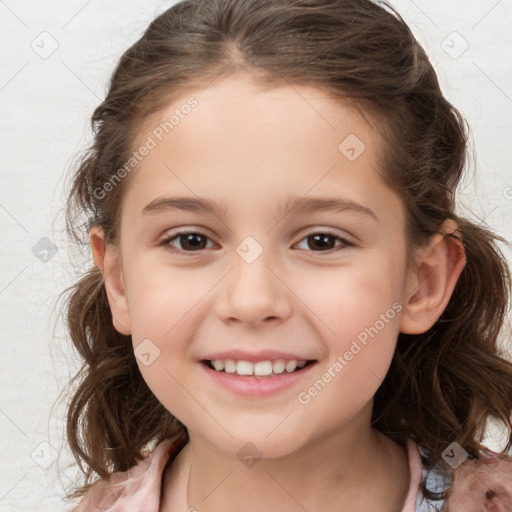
401, 437, 426, 511
73, 437, 512, 512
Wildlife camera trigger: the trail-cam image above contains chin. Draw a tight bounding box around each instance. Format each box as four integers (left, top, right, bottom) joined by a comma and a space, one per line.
199, 425, 309, 463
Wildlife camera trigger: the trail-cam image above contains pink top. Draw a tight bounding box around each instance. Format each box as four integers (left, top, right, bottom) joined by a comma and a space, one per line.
72, 438, 512, 511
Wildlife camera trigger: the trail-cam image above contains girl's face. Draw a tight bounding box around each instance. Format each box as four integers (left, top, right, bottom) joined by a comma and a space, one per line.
109, 73, 412, 458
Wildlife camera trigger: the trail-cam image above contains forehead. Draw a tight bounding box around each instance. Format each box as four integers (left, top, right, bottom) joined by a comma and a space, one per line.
133, 73, 379, 161
121, 73, 399, 225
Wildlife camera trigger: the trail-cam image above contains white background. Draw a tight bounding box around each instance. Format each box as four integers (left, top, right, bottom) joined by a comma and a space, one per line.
0, 0, 511, 510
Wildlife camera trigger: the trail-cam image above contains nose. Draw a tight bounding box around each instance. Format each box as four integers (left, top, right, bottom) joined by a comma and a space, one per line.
214, 249, 293, 326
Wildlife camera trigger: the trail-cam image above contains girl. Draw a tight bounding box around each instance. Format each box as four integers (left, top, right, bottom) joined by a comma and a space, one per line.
62, 0, 512, 510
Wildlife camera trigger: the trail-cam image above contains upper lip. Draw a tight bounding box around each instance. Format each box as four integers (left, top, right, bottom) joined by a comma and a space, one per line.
201, 349, 316, 362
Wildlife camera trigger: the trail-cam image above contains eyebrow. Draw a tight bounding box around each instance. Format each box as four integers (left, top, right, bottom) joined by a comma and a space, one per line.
283, 196, 377, 220
143, 196, 230, 218
142, 195, 377, 221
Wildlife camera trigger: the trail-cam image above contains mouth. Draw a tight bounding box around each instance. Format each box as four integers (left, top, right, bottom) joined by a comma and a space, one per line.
201, 358, 317, 378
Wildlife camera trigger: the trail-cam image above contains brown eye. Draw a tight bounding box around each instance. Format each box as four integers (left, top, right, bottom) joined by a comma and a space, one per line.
295, 232, 353, 252
159, 229, 354, 256
160, 231, 214, 253
307, 234, 337, 251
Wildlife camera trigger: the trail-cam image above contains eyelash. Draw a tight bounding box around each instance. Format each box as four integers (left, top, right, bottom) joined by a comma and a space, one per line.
158, 230, 355, 255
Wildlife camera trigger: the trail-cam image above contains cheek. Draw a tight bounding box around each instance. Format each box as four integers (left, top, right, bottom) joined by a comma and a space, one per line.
308, 248, 406, 389
122, 265, 196, 399
303, 249, 406, 343
296, 281, 403, 430
127, 272, 201, 421
125, 256, 209, 341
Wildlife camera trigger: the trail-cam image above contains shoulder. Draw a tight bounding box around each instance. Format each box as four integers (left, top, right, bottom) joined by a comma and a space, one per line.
71, 440, 178, 512
406, 438, 512, 512
445, 446, 512, 511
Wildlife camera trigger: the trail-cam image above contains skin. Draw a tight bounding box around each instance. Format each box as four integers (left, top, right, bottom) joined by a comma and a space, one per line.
90, 73, 466, 511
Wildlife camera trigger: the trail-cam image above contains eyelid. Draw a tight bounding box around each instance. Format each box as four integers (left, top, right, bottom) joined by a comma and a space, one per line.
159, 229, 218, 254
294, 230, 354, 251
159, 227, 356, 255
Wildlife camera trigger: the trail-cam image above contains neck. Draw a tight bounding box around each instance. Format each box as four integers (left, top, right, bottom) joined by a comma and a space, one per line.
162, 411, 410, 512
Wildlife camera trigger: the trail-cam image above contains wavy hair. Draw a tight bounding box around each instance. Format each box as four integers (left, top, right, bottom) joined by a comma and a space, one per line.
62, 0, 512, 503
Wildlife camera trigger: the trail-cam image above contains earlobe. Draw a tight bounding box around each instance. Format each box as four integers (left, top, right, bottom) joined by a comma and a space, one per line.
89, 226, 132, 335
399, 220, 466, 335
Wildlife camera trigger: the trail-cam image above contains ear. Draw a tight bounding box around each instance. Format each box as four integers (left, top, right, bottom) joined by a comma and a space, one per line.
89, 225, 132, 335
400, 219, 466, 334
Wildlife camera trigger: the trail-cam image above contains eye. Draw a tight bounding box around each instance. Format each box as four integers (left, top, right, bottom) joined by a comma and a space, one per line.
159, 229, 354, 255
295, 231, 354, 252
159, 231, 215, 254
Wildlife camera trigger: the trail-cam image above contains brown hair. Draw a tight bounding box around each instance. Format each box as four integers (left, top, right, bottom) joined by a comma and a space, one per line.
62, 0, 512, 504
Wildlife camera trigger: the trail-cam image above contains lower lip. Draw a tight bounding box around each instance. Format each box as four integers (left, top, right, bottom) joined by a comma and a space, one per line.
199, 361, 317, 398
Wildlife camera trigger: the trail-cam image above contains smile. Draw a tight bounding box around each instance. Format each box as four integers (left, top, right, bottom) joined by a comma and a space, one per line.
200, 357, 318, 398
203, 358, 314, 378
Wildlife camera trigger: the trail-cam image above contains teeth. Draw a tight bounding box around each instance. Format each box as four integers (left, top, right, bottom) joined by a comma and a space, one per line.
224, 359, 236, 373
209, 358, 310, 377
254, 361, 273, 376
273, 359, 285, 374
285, 360, 297, 372
212, 360, 224, 371
236, 360, 254, 375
